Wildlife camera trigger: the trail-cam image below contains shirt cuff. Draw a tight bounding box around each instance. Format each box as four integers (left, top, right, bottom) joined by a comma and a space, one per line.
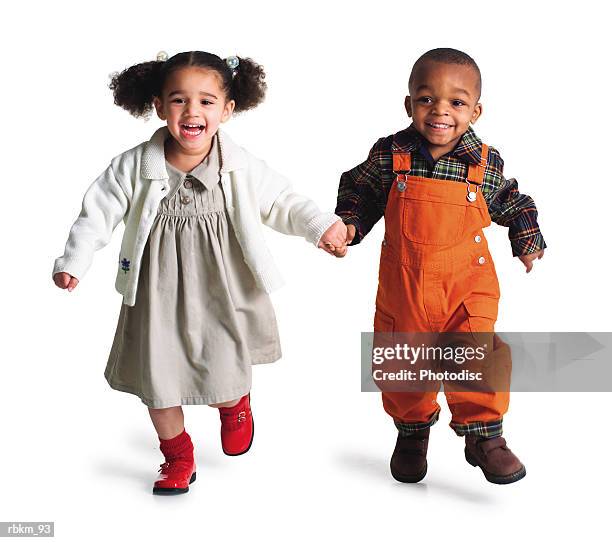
510, 232, 547, 257
340, 216, 364, 246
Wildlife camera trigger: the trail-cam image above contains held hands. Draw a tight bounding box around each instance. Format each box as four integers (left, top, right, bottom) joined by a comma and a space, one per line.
318, 224, 546, 269
53, 272, 79, 292
518, 249, 544, 273
317, 222, 355, 258
318, 220, 348, 257
333, 224, 356, 257
53, 234, 541, 279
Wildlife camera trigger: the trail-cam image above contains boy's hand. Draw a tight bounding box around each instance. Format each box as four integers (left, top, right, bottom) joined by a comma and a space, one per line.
318, 220, 348, 257
518, 249, 544, 273
53, 272, 79, 292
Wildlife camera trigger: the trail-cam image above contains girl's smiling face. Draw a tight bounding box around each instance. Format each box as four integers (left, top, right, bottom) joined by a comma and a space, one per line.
405, 61, 482, 160
153, 67, 235, 161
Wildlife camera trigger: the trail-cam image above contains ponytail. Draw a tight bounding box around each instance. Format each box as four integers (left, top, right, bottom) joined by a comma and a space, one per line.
109, 60, 163, 118
229, 57, 267, 113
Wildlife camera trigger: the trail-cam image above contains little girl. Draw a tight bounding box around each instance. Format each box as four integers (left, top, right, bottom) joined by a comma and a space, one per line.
52, 50, 346, 495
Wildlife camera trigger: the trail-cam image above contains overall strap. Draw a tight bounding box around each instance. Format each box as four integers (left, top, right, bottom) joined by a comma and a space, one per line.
392, 152, 412, 173
393, 143, 488, 181
466, 143, 489, 185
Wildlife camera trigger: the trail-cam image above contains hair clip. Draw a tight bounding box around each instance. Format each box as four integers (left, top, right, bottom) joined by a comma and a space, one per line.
156, 51, 169, 62
225, 56, 239, 77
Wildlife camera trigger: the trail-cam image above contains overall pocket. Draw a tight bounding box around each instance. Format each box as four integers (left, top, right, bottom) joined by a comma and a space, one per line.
401, 182, 467, 245
462, 298, 498, 334
374, 308, 395, 333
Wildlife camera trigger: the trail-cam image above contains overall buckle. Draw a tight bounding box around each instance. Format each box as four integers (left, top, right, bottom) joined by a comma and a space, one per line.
466, 181, 479, 202
396, 173, 409, 192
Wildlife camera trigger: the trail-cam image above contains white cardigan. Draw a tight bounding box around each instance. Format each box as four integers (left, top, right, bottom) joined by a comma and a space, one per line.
53, 127, 339, 306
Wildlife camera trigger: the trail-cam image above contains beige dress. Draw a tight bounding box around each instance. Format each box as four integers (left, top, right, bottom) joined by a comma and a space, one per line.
104, 136, 282, 408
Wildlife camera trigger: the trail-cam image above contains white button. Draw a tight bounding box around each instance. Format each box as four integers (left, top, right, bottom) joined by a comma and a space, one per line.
478, 256, 486, 265
181, 196, 191, 205
474, 235, 482, 243
184, 179, 193, 189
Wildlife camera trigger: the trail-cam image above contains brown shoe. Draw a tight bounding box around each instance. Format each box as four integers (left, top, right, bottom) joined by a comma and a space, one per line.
390, 428, 429, 483
464, 436, 526, 484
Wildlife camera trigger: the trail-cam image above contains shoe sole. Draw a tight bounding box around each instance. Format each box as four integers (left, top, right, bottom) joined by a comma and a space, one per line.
152, 472, 197, 495
223, 418, 255, 457
465, 449, 526, 485
390, 461, 428, 484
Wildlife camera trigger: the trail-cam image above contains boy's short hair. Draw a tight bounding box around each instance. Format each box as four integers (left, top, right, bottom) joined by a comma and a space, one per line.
409, 48, 482, 97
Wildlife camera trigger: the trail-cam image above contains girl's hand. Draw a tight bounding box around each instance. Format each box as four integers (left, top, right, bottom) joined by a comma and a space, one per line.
518, 249, 544, 273
318, 220, 348, 257
53, 272, 79, 292
332, 224, 356, 258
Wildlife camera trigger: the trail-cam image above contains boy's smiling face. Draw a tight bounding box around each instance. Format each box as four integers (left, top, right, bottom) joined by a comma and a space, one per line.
405, 61, 482, 161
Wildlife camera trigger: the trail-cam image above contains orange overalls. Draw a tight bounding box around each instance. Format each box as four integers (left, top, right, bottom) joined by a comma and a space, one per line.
374, 143, 510, 437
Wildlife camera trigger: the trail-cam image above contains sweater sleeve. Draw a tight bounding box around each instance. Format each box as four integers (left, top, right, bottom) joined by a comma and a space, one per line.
52, 165, 130, 280
254, 158, 340, 247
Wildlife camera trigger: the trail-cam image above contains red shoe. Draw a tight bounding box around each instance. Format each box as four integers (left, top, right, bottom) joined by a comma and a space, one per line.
219, 394, 254, 456
153, 458, 197, 495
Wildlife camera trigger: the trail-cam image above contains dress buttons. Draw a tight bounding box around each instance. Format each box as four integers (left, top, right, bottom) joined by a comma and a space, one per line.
474, 235, 482, 243
184, 179, 193, 189
181, 195, 191, 205
478, 256, 486, 265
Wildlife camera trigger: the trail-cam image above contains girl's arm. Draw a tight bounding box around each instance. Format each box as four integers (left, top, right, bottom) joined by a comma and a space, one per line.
253, 157, 340, 247
52, 165, 130, 282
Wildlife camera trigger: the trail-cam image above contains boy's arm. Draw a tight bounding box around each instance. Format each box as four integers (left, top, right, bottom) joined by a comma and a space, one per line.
485, 149, 547, 257
52, 165, 130, 281
335, 139, 386, 245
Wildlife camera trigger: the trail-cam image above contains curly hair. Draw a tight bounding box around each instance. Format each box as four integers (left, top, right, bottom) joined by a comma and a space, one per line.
409, 48, 482, 97
109, 51, 267, 118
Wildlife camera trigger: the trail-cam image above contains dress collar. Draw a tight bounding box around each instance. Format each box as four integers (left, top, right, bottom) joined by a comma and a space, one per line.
164, 134, 222, 190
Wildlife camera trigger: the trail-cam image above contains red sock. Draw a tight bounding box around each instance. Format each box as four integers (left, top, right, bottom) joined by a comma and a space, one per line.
159, 429, 194, 461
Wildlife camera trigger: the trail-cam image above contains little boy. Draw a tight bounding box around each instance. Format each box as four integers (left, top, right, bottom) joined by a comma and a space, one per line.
335, 48, 545, 484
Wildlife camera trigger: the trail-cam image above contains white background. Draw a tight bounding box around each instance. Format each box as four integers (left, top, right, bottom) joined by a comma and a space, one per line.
1, 0, 611, 541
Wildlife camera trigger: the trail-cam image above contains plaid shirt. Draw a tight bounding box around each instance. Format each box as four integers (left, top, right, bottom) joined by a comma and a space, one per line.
336, 124, 546, 256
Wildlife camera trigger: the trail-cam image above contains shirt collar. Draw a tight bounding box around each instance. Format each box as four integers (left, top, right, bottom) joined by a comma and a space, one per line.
392, 124, 483, 165
141, 126, 247, 180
